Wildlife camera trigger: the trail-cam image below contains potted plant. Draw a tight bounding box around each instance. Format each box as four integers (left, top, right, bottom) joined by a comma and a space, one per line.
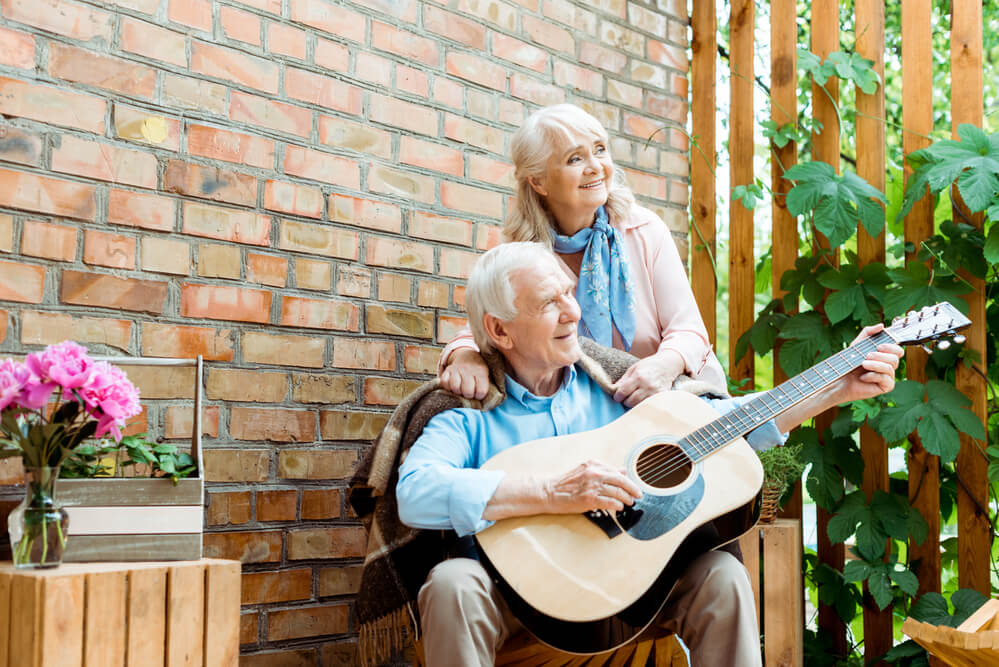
757, 442, 805, 524
0, 341, 141, 568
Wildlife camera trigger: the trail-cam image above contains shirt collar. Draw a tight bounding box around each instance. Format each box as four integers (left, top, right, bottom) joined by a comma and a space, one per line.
504, 364, 577, 407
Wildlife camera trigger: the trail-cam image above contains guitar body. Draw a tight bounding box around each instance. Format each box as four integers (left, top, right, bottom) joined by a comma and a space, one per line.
474, 390, 765, 654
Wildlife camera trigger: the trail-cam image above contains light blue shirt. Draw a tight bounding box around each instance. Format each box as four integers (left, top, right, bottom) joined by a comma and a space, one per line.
396, 365, 785, 537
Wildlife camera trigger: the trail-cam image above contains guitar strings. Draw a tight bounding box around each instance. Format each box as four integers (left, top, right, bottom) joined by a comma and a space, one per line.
629, 338, 882, 486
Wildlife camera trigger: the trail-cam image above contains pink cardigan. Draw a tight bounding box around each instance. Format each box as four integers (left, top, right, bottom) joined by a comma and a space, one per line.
439, 205, 727, 388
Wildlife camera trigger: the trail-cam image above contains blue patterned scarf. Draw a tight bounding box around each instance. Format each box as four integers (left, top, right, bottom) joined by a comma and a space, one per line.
551, 206, 636, 350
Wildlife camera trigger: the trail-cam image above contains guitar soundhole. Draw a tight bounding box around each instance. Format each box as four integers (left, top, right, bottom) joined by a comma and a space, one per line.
635, 444, 692, 489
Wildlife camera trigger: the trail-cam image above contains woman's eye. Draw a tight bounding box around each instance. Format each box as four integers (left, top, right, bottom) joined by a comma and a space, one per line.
595, 144, 606, 154
568, 155, 581, 164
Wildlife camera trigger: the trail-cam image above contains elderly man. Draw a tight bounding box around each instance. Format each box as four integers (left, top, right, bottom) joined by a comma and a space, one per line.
397, 242, 902, 667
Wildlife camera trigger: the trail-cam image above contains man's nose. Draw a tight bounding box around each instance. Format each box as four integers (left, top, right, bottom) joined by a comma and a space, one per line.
560, 293, 581, 322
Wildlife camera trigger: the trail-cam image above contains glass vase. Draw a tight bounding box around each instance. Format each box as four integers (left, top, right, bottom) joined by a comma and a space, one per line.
7, 466, 69, 569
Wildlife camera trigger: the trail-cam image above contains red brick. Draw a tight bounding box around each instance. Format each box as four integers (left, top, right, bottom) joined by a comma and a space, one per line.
267, 22, 307, 59
142, 322, 235, 361
367, 305, 433, 339
592, 0, 626, 18
318, 116, 391, 157
417, 280, 448, 308
182, 201, 271, 246
630, 61, 667, 88
121, 17, 187, 67
396, 64, 428, 97
163, 74, 227, 115
475, 223, 503, 251
399, 137, 463, 177
113, 105, 182, 151
444, 114, 505, 154
192, 41, 278, 94
242, 331, 325, 367
220, 5, 261, 45
509, 72, 565, 106
21, 220, 76, 262
279, 449, 357, 479
524, 14, 575, 53
0, 259, 44, 303
240, 613, 257, 646
331, 339, 394, 371
279, 219, 357, 259
168, 0, 212, 31
0, 214, 11, 252
198, 241, 241, 280
623, 167, 667, 199
368, 165, 435, 204
267, 605, 349, 641
456, 0, 515, 29
280, 296, 359, 331
353, 0, 417, 22
142, 237, 190, 275
108, 189, 176, 232
0, 77, 105, 133
285, 67, 362, 115
438, 314, 467, 343
377, 273, 410, 303
442, 181, 503, 218
0, 26, 34, 69
206, 491, 251, 526
319, 409, 388, 440
555, 60, 603, 96
1, 0, 113, 42
579, 41, 627, 73
301, 489, 340, 520
328, 194, 401, 233
256, 490, 298, 522
165, 160, 257, 207
165, 405, 221, 439
369, 93, 438, 136
433, 78, 464, 109
202, 530, 282, 564
230, 407, 315, 442
293, 258, 327, 289
232, 0, 281, 13
208, 368, 287, 401
493, 34, 547, 72
404, 345, 440, 374
371, 21, 439, 66
284, 145, 360, 189
453, 285, 467, 309
230, 91, 312, 138
440, 247, 478, 279
52, 135, 157, 189
337, 266, 371, 298
48, 43, 155, 99
109, 0, 160, 14
469, 155, 514, 188
22, 311, 131, 351
290, 0, 365, 42
264, 180, 323, 218
646, 92, 685, 120
291, 373, 354, 404
246, 253, 288, 287
61, 271, 167, 314
0, 125, 41, 166
83, 230, 135, 269
366, 236, 433, 273
241, 569, 311, 604
608, 79, 644, 109
0, 168, 96, 221
314, 38, 349, 71
0, 310, 7, 345
446, 51, 506, 91
181, 283, 272, 323
288, 528, 364, 560
423, 5, 485, 48
202, 449, 270, 482
353, 52, 391, 87
466, 88, 495, 121
363, 376, 423, 405
319, 567, 362, 598
649, 39, 687, 72
410, 211, 473, 245
188, 124, 275, 169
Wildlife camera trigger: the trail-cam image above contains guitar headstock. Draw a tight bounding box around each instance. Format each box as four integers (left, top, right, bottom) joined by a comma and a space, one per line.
885, 302, 971, 349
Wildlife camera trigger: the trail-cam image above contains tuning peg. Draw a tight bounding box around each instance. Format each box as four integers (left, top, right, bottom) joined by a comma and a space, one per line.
921, 345, 933, 354
936, 340, 952, 351
953, 335, 966, 345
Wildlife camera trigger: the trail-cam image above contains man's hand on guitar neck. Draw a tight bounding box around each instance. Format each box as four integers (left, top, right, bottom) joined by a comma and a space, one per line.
482, 459, 642, 522
773, 324, 904, 434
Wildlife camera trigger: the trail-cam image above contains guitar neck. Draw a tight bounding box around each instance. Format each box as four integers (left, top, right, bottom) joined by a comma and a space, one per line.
681, 330, 896, 460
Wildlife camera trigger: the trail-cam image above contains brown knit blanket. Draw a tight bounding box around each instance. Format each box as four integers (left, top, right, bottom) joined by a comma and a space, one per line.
347, 338, 726, 666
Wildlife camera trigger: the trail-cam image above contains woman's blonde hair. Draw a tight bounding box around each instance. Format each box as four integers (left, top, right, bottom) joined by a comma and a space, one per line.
503, 104, 636, 246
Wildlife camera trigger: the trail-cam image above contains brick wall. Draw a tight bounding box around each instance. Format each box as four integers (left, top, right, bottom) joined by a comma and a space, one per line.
0, 0, 690, 661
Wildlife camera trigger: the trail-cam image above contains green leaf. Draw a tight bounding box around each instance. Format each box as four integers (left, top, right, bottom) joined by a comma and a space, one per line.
951, 589, 990, 624
842, 559, 871, 583
868, 567, 893, 610
890, 568, 919, 597
917, 411, 961, 462
909, 592, 952, 625
984, 225, 999, 264
785, 163, 886, 247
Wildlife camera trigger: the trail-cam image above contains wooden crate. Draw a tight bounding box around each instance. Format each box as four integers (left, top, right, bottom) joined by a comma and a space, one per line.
738, 518, 804, 667
0, 558, 240, 667
58, 357, 205, 562
903, 598, 999, 666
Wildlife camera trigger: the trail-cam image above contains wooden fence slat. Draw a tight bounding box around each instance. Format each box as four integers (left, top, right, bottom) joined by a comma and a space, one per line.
0, 571, 10, 667
203, 560, 240, 667
690, 0, 717, 346
41, 575, 84, 667
764, 520, 803, 667
951, 0, 989, 597
902, 0, 942, 599
729, 0, 755, 387
84, 571, 126, 667
126, 567, 167, 667
10, 574, 41, 667
166, 562, 205, 667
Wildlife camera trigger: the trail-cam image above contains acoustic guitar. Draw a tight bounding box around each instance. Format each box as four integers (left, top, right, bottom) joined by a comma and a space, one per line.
474, 303, 971, 654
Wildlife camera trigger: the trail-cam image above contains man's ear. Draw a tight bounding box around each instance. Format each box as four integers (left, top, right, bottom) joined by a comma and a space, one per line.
483, 313, 514, 351
527, 175, 548, 197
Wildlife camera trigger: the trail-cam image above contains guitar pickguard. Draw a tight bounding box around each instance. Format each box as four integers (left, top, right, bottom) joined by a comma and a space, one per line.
583, 474, 705, 541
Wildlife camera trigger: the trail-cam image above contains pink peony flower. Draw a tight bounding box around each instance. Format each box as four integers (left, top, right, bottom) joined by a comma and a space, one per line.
25, 340, 95, 394
81, 361, 141, 440
0, 359, 32, 412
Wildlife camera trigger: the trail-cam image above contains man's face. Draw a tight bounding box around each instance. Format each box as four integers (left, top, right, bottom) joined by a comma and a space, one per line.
501, 258, 582, 375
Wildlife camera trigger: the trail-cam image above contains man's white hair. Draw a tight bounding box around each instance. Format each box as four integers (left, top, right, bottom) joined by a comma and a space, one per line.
466, 242, 558, 354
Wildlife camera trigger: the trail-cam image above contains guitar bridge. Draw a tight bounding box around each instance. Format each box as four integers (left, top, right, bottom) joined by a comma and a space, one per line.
583, 505, 644, 538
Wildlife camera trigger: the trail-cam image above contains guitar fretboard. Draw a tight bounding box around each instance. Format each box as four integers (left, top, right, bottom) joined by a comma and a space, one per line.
680, 331, 895, 461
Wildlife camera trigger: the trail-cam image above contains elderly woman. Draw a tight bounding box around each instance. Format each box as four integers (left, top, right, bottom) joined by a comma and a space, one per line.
439, 103, 725, 406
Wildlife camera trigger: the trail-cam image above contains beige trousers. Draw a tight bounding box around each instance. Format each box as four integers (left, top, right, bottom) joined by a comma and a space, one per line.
417, 551, 762, 667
